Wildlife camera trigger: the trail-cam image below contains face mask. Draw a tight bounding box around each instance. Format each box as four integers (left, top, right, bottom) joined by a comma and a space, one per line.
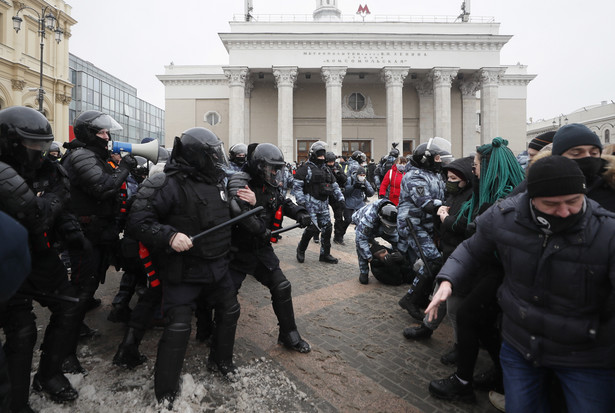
358, 175, 366, 182
432, 161, 442, 173
573, 157, 602, 179
531, 201, 585, 234
314, 157, 325, 166
446, 181, 462, 194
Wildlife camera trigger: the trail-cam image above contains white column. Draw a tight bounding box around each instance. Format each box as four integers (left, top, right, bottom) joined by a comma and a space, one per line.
273, 66, 298, 162
223, 66, 249, 147
429, 67, 458, 141
244, 75, 254, 143
478, 67, 506, 144
321, 66, 347, 153
459, 78, 480, 156
413, 77, 434, 144
381, 67, 410, 150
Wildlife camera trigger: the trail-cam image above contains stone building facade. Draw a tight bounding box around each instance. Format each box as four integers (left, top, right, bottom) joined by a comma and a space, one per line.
158, 2, 535, 161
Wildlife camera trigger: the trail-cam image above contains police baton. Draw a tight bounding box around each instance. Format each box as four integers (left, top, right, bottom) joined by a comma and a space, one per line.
405, 217, 433, 279
271, 222, 301, 236
189, 206, 264, 243
16, 289, 80, 304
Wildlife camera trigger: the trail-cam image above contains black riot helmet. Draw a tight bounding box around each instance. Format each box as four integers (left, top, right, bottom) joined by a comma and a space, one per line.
309, 141, 328, 164
171, 127, 228, 177
0, 106, 54, 170
378, 201, 398, 236
412, 137, 451, 172
229, 143, 248, 165
73, 110, 122, 149
351, 150, 366, 163
325, 151, 337, 164
249, 143, 286, 187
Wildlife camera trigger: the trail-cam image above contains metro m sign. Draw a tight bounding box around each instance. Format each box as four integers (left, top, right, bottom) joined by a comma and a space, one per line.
357, 4, 371, 16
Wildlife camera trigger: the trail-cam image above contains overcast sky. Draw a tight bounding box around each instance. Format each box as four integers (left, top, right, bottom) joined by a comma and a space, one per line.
68, 0, 615, 122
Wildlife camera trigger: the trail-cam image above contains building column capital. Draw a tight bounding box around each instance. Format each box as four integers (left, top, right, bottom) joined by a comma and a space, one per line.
273, 66, 298, 88
458, 77, 481, 97
413, 76, 433, 97
222, 66, 249, 87
244, 75, 255, 98
11, 79, 26, 91
429, 67, 459, 88
321, 66, 347, 87
477, 67, 506, 87
381, 67, 410, 87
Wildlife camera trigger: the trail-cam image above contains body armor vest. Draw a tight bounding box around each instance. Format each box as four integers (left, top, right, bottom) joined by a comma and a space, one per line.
167, 176, 231, 259
304, 164, 335, 201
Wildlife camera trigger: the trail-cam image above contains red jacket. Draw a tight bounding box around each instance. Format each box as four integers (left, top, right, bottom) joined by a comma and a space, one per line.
379, 164, 405, 206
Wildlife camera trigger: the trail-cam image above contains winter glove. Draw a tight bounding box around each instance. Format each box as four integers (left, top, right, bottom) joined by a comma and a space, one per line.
296, 212, 312, 228
119, 154, 138, 171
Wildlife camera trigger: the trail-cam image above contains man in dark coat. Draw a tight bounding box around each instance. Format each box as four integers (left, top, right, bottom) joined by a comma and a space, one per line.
426, 156, 615, 411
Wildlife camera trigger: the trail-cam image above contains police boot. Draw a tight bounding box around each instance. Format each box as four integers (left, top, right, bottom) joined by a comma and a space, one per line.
107, 303, 132, 324
296, 230, 312, 263
5, 321, 37, 412
36, 321, 79, 402
154, 307, 192, 403
113, 327, 147, 369
403, 323, 433, 340
319, 224, 338, 264
272, 280, 311, 353
207, 299, 240, 376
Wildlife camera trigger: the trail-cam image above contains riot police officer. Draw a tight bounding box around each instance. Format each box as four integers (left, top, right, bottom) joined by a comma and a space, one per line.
227, 143, 312, 353
228, 143, 248, 173
61, 110, 136, 372
325, 152, 347, 244
126, 127, 240, 404
0, 106, 84, 409
293, 141, 345, 264
397, 138, 448, 320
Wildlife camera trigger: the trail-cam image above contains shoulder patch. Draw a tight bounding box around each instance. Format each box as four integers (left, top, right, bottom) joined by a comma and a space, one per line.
416, 186, 425, 196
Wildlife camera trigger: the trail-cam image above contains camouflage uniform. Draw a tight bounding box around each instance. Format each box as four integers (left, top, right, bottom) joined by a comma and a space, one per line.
352, 198, 399, 275
293, 160, 344, 261
396, 166, 445, 268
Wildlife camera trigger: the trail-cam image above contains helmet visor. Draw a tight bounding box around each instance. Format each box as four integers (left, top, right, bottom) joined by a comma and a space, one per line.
261, 163, 284, 187
381, 220, 397, 236
209, 142, 229, 169
89, 113, 123, 133
22, 138, 52, 153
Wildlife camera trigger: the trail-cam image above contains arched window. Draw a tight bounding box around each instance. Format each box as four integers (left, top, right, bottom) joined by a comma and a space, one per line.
606, 129, 611, 143
204, 111, 221, 126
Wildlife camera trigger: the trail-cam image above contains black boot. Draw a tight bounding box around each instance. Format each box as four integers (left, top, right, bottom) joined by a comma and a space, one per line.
4, 321, 37, 412
296, 230, 312, 263
429, 374, 476, 403
272, 280, 310, 353
207, 297, 240, 377
398, 292, 425, 321
113, 327, 147, 369
440, 344, 458, 366
319, 223, 338, 264
359, 273, 369, 285
61, 354, 86, 375
403, 323, 433, 339
32, 373, 78, 403
154, 307, 192, 403
319, 253, 338, 264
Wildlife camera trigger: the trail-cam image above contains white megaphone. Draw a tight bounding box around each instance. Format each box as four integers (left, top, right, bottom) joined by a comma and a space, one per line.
109, 140, 159, 164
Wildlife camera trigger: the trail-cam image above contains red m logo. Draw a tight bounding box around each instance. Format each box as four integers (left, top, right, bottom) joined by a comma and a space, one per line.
356, 4, 371, 15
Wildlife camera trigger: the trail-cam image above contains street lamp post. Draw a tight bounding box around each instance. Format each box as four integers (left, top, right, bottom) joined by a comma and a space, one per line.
12, 4, 63, 115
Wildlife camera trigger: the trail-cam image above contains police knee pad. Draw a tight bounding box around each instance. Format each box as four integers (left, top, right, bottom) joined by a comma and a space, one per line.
216, 299, 240, 325
4, 322, 37, 355
271, 279, 292, 301
166, 306, 192, 328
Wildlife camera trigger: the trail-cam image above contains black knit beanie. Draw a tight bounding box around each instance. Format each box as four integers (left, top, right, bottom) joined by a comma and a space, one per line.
552, 123, 602, 156
527, 156, 586, 198
528, 131, 555, 151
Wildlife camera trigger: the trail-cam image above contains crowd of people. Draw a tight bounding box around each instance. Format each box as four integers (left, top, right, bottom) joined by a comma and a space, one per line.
0, 104, 613, 413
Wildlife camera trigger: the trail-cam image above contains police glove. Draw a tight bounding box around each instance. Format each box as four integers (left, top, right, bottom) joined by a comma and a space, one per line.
261, 229, 272, 243
297, 212, 312, 228
119, 154, 138, 171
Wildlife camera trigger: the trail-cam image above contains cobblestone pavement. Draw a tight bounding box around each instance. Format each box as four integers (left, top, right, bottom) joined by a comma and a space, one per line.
33, 218, 498, 412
